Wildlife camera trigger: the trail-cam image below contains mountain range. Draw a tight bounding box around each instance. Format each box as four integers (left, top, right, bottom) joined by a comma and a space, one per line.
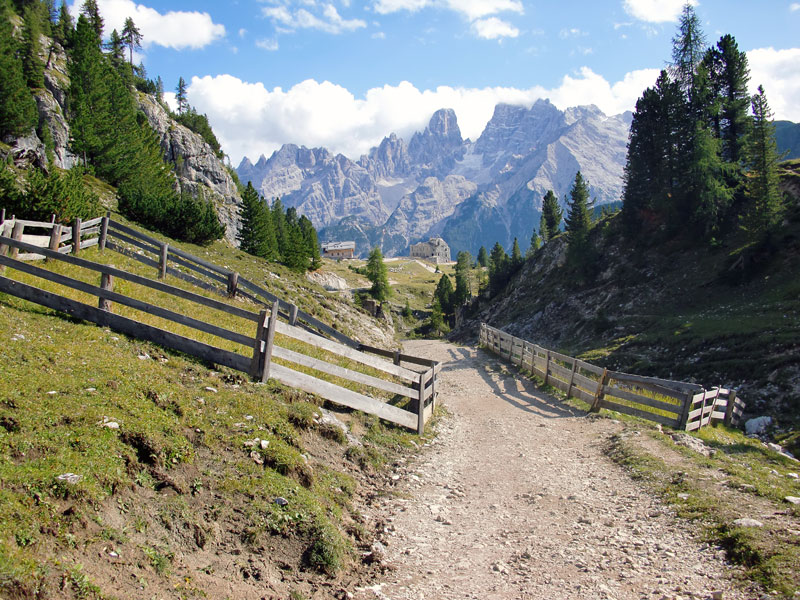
237, 100, 632, 257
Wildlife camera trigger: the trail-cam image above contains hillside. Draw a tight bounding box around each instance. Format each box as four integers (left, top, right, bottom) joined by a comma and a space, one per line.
0, 208, 434, 598
456, 160, 800, 449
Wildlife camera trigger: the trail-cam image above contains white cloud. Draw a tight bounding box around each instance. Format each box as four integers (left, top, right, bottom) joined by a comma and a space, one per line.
622, 0, 696, 24
372, 0, 431, 14
256, 38, 279, 51
559, 27, 586, 39
262, 3, 366, 33
371, 31, 386, 39
791, 3, 800, 11
239, 28, 247, 38
445, 0, 523, 21
471, 17, 519, 39
747, 47, 800, 122
70, 0, 225, 50
188, 68, 664, 164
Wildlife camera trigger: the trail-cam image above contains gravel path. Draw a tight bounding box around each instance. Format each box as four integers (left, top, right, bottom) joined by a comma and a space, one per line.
355, 340, 746, 600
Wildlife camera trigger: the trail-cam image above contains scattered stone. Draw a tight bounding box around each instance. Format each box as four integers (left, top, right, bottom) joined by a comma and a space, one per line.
260, 439, 269, 450
366, 541, 386, 563
102, 421, 120, 429
108, 551, 119, 559
744, 416, 772, 436
787, 473, 799, 480
766, 442, 783, 453
47, 391, 58, 395
274, 497, 289, 506
250, 451, 263, 465
56, 473, 83, 485
671, 433, 713, 457
677, 493, 690, 500
85, 387, 96, 392
11, 334, 25, 341
733, 518, 763, 528
244, 415, 254, 421
710, 592, 724, 600
243, 439, 259, 448
137, 353, 150, 360
784, 496, 800, 505
204, 386, 218, 393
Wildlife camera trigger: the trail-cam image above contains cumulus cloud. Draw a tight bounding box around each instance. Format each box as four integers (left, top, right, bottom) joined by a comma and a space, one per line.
187, 67, 665, 164
69, 0, 225, 50
471, 17, 519, 39
256, 38, 279, 51
622, 0, 696, 23
791, 2, 800, 11
262, 2, 366, 34
372, 0, 431, 14
747, 47, 800, 122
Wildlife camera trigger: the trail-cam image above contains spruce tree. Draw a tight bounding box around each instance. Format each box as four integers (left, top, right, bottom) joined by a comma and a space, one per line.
55, 1, 73, 48
488, 242, 509, 296
0, 3, 38, 137
742, 86, 784, 239
239, 182, 275, 258
434, 274, 454, 315
670, 3, 706, 103
527, 229, 541, 258
540, 190, 562, 242
21, 3, 45, 88
477, 245, 488, 268
366, 246, 391, 302
565, 171, 593, 257
80, 0, 103, 42
453, 250, 472, 306
510, 237, 523, 272
299, 215, 321, 270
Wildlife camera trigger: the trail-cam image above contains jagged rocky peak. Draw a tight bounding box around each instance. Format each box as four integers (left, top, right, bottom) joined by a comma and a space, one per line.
475, 99, 564, 156
408, 108, 466, 177
362, 132, 410, 180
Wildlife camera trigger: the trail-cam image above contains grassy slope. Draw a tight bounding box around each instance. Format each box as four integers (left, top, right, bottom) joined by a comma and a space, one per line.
0, 213, 431, 599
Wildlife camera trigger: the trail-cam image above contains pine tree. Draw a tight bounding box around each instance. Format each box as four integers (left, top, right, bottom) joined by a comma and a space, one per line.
510, 237, 523, 272
21, 3, 45, 88
565, 171, 593, 258
283, 221, 308, 272
429, 298, 447, 336
121, 16, 142, 66
434, 274, 454, 315
0, 3, 38, 137
54, 1, 73, 48
527, 229, 541, 258
477, 246, 488, 268
488, 242, 509, 296
239, 182, 276, 258
671, 3, 706, 103
271, 197, 286, 259
175, 76, 188, 115
80, 0, 103, 42
299, 215, 321, 270
540, 190, 562, 242
742, 86, 784, 239
366, 246, 391, 302
452, 250, 472, 306
105, 29, 125, 69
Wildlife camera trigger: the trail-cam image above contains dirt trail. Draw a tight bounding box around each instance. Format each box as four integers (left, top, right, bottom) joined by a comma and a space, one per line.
354, 340, 747, 600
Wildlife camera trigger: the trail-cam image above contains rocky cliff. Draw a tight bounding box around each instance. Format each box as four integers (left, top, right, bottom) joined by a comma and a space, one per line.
3, 36, 241, 244
238, 101, 631, 257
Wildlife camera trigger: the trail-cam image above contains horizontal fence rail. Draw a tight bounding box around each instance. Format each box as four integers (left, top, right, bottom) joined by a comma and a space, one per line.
480, 323, 744, 431
0, 215, 438, 433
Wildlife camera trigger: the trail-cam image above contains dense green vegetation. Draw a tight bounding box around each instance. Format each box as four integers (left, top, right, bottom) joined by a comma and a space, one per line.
0, 0, 226, 245
239, 182, 322, 272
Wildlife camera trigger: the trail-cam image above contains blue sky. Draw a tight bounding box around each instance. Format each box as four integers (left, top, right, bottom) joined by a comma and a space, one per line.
73, 1, 800, 164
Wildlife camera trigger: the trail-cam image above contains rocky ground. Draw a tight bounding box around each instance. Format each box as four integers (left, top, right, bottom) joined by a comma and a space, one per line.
353, 340, 754, 600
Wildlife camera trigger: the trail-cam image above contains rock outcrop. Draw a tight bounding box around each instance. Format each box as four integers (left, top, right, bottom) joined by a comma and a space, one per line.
137, 95, 242, 244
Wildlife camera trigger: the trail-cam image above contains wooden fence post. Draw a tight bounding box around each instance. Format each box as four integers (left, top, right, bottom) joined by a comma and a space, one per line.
417, 371, 426, 436
250, 309, 269, 379
566, 358, 578, 399
543, 350, 551, 385
48, 224, 62, 256
430, 363, 436, 412
0, 208, 4, 223
227, 271, 239, 298
72, 218, 81, 254
158, 243, 169, 279
98, 214, 109, 251
590, 368, 610, 412
393, 350, 401, 366
289, 303, 298, 326
259, 301, 279, 382
9, 221, 23, 259
679, 391, 695, 430
723, 390, 737, 427
98, 273, 114, 312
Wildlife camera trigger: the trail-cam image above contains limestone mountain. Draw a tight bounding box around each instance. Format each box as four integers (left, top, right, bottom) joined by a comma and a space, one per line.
238, 101, 631, 257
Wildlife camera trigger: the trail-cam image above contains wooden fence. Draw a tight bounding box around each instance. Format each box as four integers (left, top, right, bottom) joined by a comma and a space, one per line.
0, 211, 102, 260
480, 323, 744, 431
0, 213, 438, 433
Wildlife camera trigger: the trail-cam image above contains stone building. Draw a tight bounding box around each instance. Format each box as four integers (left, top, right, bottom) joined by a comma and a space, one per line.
409, 237, 451, 264
321, 241, 355, 259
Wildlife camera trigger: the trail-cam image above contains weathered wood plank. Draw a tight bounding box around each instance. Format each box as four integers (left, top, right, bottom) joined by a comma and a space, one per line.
548, 361, 573, 382
0, 255, 255, 347
602, 385, 684, 415
575, 359, 604, 377
168, 251, 228, 285
107, 228, 161, 254
269, 363, 417, 430
571, 371, 598, 393
272, 345, 417, 399
611, 371, 703, 394
273, 320, 419, 382
82, 217, 103, 228
166, 243, 231, 276
0, 275, 251, 373
598, 399, 681, 428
